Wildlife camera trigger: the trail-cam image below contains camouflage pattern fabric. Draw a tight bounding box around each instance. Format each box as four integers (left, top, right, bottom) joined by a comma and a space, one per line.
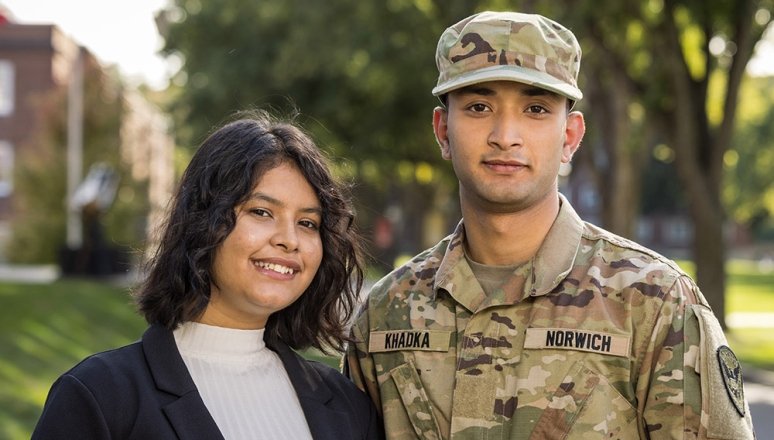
346, 196, 755, 439
432, 11, 583, 102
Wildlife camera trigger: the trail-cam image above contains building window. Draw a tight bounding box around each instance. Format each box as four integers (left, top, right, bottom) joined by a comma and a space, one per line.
0, 142, 12, 197
0, 60, 14, 117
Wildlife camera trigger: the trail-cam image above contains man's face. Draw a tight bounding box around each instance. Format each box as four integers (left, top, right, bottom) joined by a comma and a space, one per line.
433, 81, 584, 214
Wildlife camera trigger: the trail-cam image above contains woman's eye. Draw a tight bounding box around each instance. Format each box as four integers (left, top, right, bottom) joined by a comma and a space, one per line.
299, 219, 319, 230
250, 208, 271, 217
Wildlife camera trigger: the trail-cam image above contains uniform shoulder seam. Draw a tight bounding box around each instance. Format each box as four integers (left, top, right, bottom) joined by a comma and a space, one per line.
581, 222, 687, 276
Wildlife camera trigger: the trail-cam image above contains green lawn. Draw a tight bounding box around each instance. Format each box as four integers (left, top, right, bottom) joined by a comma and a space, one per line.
714, 260, 774, 371
676, 259, 774, 312
0, 279, 147, 440
0, 278, 340, 440
1, 260, 772, 440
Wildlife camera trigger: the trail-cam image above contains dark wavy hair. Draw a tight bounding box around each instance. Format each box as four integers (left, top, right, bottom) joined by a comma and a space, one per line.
133, 110, 364, 352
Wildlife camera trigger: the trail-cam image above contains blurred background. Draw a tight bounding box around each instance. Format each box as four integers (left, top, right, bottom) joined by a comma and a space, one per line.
0, 0, 773, 438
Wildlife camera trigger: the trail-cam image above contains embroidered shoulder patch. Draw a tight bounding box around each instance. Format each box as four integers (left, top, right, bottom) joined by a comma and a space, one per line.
717, 345, 745, 417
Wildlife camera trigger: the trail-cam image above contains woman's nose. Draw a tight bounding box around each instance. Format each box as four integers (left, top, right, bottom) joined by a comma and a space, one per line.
270, 221, 299, 252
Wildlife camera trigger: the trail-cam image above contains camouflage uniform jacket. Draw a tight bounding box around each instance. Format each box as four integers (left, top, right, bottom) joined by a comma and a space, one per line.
346, 198, 755, 439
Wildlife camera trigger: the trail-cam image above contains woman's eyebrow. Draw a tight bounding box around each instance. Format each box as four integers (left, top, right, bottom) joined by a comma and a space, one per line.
248, 192, 322, 215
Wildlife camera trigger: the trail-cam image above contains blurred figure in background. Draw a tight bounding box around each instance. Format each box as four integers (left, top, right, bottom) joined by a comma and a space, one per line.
34, 110, 381, 439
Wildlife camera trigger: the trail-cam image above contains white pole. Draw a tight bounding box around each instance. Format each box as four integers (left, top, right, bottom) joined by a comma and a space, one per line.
66, 48, 83, 249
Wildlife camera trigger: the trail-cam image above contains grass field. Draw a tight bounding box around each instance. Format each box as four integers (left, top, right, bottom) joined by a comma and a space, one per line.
1, 260, 772, 439
0, 279, 146, 439
695, 260, 774, 371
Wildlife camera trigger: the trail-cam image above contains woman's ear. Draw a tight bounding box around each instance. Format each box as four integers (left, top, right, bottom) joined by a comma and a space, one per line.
433, 106, 451, 160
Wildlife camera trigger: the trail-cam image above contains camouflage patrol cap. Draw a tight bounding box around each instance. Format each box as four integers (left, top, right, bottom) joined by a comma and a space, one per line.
433, 11, 583, 102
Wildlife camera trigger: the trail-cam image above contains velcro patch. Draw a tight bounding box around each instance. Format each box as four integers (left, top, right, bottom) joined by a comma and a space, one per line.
368, 330, 452, 353
693, 304, 754, 437
717, 345, 745, 417
524, 328, 630, 357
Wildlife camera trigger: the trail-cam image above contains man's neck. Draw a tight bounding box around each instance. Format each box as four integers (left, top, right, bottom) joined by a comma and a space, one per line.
461, 192, 560, 266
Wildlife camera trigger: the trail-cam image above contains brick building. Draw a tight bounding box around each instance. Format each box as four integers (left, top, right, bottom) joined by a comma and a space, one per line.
0, 8, 174, 264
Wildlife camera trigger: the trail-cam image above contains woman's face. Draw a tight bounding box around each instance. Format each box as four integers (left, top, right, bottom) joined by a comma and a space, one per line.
199, 161, 324, 329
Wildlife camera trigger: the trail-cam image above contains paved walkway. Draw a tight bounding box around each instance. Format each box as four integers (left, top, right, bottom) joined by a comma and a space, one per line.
728, 312, 774, 328
745, 367, 774, 436
0, 264, 59, 283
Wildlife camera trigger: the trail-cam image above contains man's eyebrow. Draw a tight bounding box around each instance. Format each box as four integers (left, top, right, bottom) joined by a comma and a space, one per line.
455, 85, 497, 96
521, 86, 552, 96
248, 192, 322, 215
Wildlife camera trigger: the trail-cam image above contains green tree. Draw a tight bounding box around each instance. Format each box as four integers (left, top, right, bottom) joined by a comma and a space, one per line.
157, 0, 773, 322
641, 0, 771, 327
539, 0, 772, 326
726, 75, 774, 240
157, 0, 483, 269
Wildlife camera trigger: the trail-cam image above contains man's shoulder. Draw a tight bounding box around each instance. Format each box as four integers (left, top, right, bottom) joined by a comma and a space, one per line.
580, 221, 687, 278
367, 235, 452, 305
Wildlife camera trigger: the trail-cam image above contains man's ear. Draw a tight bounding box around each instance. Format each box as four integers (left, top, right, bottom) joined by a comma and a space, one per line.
433, 106, 451, 160
562, 111, 585, 163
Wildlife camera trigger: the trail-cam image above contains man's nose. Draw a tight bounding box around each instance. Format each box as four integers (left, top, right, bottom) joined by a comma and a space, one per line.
488, 113, 523, 150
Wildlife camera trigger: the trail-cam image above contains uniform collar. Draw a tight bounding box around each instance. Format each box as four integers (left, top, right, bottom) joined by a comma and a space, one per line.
433, 194, 583, 312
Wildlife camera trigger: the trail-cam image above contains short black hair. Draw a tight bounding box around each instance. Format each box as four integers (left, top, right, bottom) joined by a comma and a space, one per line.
134, 110, 364, 352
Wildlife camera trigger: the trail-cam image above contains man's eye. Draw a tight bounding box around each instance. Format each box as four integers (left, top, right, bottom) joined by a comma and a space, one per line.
526, 105, 548, 114
468, 103, 489, 112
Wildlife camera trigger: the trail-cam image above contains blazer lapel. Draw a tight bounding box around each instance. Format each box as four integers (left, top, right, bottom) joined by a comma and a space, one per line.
142, 325, 225, 440
269, 340, 353, 440
163, 394, 226, 440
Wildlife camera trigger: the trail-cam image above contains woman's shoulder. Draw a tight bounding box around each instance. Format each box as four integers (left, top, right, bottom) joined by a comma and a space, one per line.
299, 356, 380, 432
284, 348, 372, 406
291, 354, 355, 390
60, 339, 145, 387
305, 358, 357, 388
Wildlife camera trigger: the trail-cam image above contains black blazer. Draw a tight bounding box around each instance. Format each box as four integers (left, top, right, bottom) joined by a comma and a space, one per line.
32, 324, 382, 439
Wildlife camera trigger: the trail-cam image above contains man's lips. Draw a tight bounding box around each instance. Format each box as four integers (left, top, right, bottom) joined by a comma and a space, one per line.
483, 159, 528, 172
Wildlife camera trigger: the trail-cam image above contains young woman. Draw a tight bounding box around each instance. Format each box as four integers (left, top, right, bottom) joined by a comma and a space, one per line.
33, 111, 381, 439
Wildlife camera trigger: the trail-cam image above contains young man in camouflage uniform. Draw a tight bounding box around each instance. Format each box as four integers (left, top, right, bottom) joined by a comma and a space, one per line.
345, 10, 756, 440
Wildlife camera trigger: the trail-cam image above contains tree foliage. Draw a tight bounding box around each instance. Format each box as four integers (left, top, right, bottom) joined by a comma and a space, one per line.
157, 0, 774, 318
726, 75, 774, 237
535, 0, 773, 325
158, 0, 484, 268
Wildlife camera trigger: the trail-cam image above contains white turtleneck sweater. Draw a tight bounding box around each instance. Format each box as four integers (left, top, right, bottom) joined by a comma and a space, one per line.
173, 322, 313, 440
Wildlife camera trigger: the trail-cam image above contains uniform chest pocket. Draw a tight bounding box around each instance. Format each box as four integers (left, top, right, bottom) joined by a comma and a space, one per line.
530, 361, 639, 440
390, 360, 444, 440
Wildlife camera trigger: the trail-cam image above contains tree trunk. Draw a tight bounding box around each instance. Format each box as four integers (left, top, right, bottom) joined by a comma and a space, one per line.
655, 0, 762, 328
691, 196, 727, 327
581, 47, 645, 239
606, 72, 644, 239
